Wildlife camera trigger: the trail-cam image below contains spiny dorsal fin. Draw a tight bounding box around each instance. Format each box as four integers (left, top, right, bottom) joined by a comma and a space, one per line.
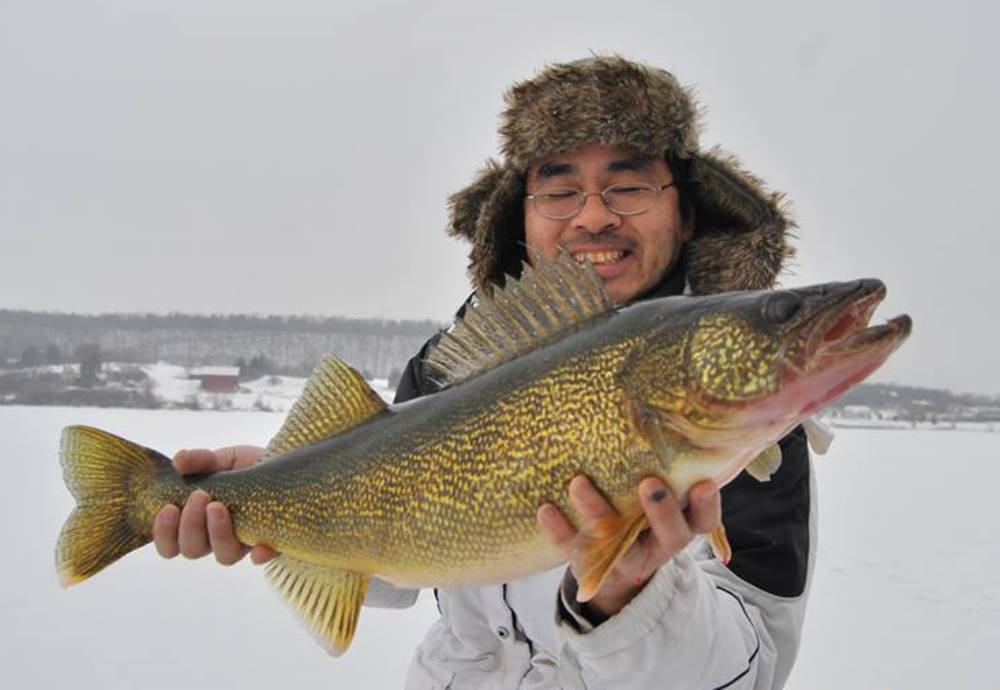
264, 555, 369, 656
263, 355, 387, 460
425, 252, 613, 388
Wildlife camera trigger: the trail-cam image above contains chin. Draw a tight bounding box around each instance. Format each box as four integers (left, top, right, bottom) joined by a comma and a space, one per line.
604, 279, 650, 306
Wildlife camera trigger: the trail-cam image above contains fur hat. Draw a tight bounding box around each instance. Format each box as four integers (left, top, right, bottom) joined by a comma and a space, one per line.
447, 56, 795, 296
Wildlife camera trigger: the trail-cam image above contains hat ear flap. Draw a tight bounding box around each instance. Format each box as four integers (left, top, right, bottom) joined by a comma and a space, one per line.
448, 160, 526, 290
448, 159, 505, 241
686, 147, 795, 294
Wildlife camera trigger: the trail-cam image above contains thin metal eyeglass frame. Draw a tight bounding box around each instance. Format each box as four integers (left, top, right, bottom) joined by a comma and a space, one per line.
525, 181, 676, 220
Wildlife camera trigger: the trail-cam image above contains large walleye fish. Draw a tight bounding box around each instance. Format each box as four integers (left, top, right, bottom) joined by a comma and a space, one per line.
56, 255, 910, 654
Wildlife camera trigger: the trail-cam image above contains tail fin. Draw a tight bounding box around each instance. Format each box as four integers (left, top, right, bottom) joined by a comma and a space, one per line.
56, 425, 170, 587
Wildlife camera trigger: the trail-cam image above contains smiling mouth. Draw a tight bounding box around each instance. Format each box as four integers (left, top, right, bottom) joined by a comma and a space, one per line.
572, 250, 628, 265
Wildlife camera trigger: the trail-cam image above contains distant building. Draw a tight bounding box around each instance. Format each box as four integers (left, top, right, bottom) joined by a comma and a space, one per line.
188, 366, 240, 393
842, 404, 874, 419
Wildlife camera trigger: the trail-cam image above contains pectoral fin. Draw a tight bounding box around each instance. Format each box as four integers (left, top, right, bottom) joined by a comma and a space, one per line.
802, 416, 835, 455
745, 443, 782, 482
708, 523, 732, 565
264, 555, 369, 656
575, 502, 648, 602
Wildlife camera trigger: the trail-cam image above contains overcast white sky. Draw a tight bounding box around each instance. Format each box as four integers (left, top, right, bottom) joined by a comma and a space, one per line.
2, 0, 997, 394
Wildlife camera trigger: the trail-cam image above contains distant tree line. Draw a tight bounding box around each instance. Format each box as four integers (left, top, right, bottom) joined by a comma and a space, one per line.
833, 382, 999, 412
0, 309, 441, 379
0, 310, 438, 335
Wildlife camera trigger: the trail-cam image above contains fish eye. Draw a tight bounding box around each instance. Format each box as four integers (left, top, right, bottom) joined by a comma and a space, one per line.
762, 292, 802, 324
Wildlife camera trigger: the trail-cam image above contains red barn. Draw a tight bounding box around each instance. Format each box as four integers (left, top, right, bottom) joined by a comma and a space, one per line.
189, 366, 240, 393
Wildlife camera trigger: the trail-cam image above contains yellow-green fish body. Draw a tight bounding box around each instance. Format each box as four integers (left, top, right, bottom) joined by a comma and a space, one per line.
56, 256, 911, 654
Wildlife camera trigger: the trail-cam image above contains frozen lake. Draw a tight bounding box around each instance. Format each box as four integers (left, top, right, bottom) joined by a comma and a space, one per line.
2, 406, 997, 688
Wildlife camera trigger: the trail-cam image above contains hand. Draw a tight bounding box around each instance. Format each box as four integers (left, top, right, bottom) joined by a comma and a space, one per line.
152, 445, 277, 566
537, 475, 721, 619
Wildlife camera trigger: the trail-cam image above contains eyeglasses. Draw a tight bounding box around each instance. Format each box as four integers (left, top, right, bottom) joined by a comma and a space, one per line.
525, 181, 676, 220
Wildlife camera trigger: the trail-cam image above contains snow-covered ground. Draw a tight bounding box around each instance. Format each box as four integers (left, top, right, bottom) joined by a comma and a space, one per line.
821, 415, 998, 433
142, 362, 396, 410
3, 406, 997, 688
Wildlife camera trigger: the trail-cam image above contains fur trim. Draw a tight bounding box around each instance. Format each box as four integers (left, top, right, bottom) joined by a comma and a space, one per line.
446, 56, 796, 295
500, 56, 700, 170
685, 147, 796, 295
447, 160, 526, 290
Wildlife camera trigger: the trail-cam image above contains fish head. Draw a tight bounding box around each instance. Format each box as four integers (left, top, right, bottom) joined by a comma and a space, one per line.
623, 279, 912, 451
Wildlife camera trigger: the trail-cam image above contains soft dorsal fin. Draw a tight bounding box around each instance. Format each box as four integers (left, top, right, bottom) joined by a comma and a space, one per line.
424, 252, 613, 388
263, 355, 387, 460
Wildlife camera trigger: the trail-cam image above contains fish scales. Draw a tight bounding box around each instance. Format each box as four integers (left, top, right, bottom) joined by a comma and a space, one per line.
123, 325, 647, 588
55, 257, 911, 654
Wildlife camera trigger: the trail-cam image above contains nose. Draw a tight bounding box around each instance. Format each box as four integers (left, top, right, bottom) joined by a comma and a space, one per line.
763, 292, 802, 324
573, 191, 621, 233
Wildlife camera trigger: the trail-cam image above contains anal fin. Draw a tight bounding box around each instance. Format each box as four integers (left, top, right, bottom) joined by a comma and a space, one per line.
264, 555, 369, 656
576, 502, 648, 603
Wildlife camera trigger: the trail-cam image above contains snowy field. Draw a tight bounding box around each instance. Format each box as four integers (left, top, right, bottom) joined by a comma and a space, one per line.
142, 363, 396, 410
2, 405, 997, 689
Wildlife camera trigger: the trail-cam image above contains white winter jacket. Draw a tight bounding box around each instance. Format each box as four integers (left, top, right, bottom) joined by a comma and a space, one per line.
382, 291, 816, 689
365, 461, 815, 690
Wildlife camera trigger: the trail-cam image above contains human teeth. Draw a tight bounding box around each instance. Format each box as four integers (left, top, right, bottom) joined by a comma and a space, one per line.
572, 251, 625, 265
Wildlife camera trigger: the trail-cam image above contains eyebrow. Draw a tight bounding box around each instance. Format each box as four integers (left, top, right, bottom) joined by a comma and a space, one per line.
534, 156, 654, 180
535, 162, 574, 179
607, 157, 653, 173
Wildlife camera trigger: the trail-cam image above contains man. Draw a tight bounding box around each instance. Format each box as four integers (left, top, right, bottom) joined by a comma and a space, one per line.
155, 57, 812, 689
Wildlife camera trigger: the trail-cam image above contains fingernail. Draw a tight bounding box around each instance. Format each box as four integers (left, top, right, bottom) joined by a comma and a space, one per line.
187, 489, 209, 505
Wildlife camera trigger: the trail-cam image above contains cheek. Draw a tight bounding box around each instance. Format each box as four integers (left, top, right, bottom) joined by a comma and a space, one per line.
524, 215, 563, 259
638, 211, 685, 269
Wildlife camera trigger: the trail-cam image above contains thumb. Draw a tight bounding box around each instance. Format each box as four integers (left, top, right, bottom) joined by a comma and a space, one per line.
172, 448, 224, 475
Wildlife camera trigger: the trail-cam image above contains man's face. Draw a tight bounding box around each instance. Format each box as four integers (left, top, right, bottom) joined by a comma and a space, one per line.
524, 142, 691, 305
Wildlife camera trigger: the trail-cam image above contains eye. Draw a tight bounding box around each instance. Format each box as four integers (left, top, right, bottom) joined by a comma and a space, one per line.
540, 188, 580, 200
762, 292, 803, 324
607, 185, 647, 196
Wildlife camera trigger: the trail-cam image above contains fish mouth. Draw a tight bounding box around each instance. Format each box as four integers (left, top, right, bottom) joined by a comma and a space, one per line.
779, 279, 912, 417
700, 280, 912, 446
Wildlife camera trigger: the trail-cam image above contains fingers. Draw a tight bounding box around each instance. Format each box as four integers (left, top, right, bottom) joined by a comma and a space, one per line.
217, 445, 265, 471
250, 545, 277, 565
157, 445, 267, 565
639, 477, 694, 560
568, 475, 616, 523
206, 502, 249, 565
172, 445, 265, 475
153, 505, 181, 558
537, 503, 577, 558
685, 480, 722, 535
155, 494, 266, 565
172, 448, 225, 475
178, 490, 212, 558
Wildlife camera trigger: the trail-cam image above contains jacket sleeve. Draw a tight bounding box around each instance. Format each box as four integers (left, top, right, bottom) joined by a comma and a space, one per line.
556, 427, 814, 690
362, 337, 439, 610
